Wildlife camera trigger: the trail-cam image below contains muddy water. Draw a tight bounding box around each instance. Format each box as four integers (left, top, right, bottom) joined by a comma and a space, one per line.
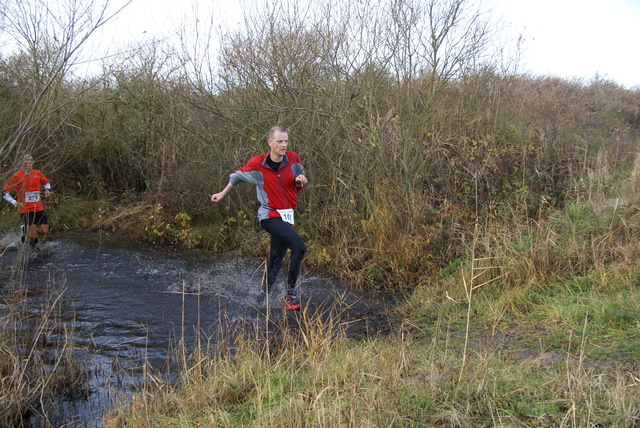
0, 232, 392, 427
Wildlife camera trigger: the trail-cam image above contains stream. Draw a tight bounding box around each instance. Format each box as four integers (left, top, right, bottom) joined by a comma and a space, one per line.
0, 232, 393, 427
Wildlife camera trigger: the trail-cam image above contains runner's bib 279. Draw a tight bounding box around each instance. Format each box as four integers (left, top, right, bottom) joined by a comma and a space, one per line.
277, 208, 294, 225
24, 191, 40, 203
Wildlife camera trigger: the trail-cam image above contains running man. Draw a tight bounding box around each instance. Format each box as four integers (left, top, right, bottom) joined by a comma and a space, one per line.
211, 126, 308, 310
3, 153, 52, 251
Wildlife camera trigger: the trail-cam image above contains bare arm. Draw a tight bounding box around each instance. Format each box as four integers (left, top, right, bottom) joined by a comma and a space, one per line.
211, 182, 234, 202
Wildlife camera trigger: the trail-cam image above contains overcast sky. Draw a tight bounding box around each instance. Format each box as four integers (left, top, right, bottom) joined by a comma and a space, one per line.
495, 0, 640, 88
100, 0, 640, 89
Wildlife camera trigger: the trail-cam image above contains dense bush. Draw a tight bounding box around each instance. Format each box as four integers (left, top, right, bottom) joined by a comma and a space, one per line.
1, 0, 638, 290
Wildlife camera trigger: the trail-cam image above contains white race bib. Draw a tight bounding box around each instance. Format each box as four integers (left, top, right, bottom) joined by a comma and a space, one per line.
24, 191, 40, 203
277, 208, 294, 225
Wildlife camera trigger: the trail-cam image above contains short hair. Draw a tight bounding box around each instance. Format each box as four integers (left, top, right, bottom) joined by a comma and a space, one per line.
268, 125, 288, 140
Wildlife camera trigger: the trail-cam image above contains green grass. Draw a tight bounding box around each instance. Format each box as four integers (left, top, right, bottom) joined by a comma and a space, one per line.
104, 317, 640, 427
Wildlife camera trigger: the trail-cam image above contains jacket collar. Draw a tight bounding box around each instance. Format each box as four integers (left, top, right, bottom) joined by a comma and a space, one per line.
262, 152, 289, 170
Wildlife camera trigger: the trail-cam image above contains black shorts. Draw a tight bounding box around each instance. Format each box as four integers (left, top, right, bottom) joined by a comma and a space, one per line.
22, 210, 48, 226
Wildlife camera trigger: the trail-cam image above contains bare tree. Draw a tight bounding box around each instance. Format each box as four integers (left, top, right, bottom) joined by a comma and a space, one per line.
0, 0, 129, 163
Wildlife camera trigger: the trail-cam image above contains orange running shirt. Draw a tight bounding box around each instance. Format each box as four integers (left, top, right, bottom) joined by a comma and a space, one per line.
4, 169, 50, 214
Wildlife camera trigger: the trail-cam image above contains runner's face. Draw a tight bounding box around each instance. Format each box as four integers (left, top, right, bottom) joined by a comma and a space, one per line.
21, 156, 33, 171
268, 131, 289, 159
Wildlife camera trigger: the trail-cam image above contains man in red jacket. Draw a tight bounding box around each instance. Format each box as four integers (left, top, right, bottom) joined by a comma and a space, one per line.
3, 153, 52, 251
211, 126, 308, 310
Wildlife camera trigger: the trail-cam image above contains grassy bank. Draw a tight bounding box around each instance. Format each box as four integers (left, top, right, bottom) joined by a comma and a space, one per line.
104, 329, 638, 426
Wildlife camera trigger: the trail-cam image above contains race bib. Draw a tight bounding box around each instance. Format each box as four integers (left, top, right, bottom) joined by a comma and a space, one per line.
24, 191, 40, 203
277, 208, 295, 225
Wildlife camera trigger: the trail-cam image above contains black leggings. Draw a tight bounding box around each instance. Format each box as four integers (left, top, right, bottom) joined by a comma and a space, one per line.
260, 218, 306, 294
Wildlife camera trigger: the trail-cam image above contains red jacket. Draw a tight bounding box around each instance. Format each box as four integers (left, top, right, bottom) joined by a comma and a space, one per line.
229, 151, 306, 221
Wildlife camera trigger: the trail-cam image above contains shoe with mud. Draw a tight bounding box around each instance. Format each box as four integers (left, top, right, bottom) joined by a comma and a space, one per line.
284, 295, 301, 311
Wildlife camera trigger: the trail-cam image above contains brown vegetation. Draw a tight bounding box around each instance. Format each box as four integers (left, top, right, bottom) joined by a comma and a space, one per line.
1, 0, 637, 293
1, 0, 639, 425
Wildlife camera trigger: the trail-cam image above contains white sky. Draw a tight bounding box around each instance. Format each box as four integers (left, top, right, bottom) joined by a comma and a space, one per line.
99, 0, 640, 89
494, 0, 640, 88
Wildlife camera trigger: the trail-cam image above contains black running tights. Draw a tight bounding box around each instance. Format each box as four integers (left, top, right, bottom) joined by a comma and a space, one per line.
260, 218, 306, 294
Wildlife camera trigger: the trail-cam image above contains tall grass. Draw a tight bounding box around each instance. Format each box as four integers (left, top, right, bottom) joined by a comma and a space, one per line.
104, 292, 640, 427
0, 246, 89, 426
